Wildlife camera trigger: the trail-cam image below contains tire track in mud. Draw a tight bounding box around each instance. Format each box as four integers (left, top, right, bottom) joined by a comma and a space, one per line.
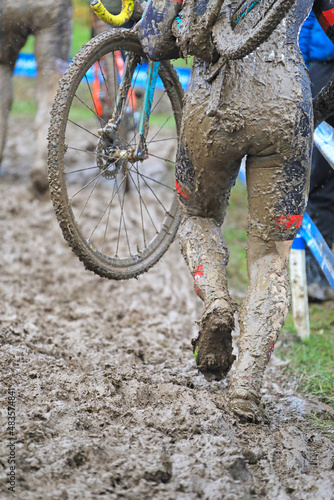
0, 119, 333, 499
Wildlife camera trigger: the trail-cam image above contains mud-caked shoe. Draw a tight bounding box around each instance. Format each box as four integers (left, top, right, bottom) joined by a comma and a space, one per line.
192, 298, 235, 381
228, 388, 262, 423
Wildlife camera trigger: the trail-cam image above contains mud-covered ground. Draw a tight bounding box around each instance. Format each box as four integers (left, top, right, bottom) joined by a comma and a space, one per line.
1, 117, 334, 499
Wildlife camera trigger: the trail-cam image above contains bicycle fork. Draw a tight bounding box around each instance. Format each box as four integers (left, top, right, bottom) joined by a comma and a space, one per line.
99, 56, 160, 164
136, 60, 160, 158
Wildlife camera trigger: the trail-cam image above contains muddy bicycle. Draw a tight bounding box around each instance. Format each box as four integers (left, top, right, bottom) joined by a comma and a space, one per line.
47, 0, 297, 280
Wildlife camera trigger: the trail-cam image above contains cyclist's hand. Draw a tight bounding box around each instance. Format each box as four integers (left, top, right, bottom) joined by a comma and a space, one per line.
139, 0, 181, 61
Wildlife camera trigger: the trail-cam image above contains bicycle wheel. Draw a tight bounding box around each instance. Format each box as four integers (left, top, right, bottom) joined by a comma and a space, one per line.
212, 0, 295, 62
48, 29, 183, 280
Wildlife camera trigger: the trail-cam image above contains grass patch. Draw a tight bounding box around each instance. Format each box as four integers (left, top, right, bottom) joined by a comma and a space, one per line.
71, 18, 92, 56
223, 180, 248, 296
147, 113, 177, 131
72, 0, 92, 54
173, 56, 193, 69
278, 301, 334, 408
306, 414, 334, 439
12, 78, 37, 117
14, 1, 92, 117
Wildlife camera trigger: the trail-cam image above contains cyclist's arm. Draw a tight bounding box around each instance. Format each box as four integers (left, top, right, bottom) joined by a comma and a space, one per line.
138, 0, 182, 60
313, 0, 334, 42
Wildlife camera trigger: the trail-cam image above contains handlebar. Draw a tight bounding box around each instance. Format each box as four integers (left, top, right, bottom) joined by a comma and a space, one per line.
90, 0, 135, 27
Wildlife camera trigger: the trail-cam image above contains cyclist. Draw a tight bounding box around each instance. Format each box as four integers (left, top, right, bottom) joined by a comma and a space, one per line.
139, 0, 334, 420
0, 0, 72, 194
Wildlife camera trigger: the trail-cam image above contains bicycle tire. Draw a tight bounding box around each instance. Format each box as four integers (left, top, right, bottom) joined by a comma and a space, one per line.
48, 29, 183, 280
212, 0, 295, 62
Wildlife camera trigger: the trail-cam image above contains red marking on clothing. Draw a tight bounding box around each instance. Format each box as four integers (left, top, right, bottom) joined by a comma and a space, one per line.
268, 342, 275, 360
194, 265, 203, 281
175, 178, 189, 200
171, 0, 183, 4
319, 8, 334, 32
275, 214, 303, 230
194, 265, 203, 295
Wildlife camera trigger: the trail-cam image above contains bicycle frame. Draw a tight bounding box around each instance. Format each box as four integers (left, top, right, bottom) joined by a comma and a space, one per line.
136, 61, 160, 157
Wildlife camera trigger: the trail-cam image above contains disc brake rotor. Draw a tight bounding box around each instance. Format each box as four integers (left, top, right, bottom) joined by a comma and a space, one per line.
96, 133, 127, 180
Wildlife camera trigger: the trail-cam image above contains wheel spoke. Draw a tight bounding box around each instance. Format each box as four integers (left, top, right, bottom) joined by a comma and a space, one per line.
76, 173, 101, 223
148, 137, 178, 143
89, 173, 128, 243
131, 166, 175, 190
69, 154, 124, 199
127, 169, 158, 234
148, 113, 175, 145
115, 175, 132, 256
135, 167, 147, 247
147, 152, 175, 165
134, 168, 169, 213
68, 118, 100, 139
65, 165, 99, 175
84, 73, 105, 127
102, 176, 119, 252
73, 91, 106, 125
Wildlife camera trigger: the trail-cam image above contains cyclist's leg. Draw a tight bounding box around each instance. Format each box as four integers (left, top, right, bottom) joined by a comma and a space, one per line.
229, 99, 313, 420
176, 104, 244, 380
0, 25, 27, 166
0, 63, 13, 167
31, 3, 72, 192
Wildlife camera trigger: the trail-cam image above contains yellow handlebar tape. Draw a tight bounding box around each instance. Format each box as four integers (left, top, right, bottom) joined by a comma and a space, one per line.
90, 0, 134, 27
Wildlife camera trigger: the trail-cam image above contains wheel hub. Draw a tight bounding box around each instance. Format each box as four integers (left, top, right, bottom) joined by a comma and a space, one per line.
96, 133, 127, 180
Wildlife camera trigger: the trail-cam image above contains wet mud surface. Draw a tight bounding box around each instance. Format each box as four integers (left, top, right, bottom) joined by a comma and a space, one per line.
1, 118, 334, 499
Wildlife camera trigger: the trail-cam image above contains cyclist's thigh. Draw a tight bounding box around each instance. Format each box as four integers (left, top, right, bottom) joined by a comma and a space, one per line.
175, 78, 247, 221
246, 99, 313, 242
34, 0, 72, 72
0, 11, 29, 67
176, 114, 243, 222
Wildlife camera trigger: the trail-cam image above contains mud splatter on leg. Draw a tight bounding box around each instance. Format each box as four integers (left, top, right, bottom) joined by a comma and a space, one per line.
229, 238, 291, 421
179, 216, 237, 381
